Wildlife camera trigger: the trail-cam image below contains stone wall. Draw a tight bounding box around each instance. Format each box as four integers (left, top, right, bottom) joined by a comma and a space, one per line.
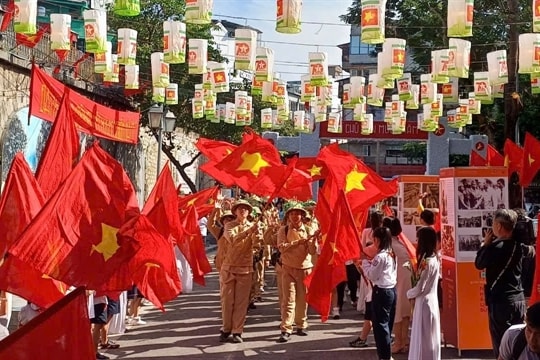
0, 62, 30, 138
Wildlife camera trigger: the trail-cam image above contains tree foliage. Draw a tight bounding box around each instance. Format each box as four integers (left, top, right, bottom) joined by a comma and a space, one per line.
402, 141, 427, 163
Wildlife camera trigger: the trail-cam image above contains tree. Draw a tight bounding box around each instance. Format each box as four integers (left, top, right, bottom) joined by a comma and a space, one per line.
2, 115, 28, 183
402, 142, 426, 164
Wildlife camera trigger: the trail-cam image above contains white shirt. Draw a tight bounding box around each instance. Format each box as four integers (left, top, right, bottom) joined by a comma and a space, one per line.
362, 250, 397, 289
499, 324, 540, 360
199, 217, 208, 237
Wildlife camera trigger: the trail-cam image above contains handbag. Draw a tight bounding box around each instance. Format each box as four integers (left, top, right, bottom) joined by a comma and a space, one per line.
484, 241, 516, 305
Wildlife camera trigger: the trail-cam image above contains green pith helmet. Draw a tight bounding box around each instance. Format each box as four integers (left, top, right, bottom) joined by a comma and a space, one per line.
220, 210, 235, 224
231, 199, 253, 213
284, 201, 307, 218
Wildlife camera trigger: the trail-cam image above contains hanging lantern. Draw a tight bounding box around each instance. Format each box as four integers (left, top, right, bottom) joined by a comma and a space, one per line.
379, 38, 406, 81
420, 74, 436, 104
447, 109, 459, 128
117, 28, 137, 65
431, 94, 443, 117
252, 78, 263, 96
165, 84, 178, 105
276, 0, 302, 34
396, 73, 412, 101
314, 103, 327, 123
83, 10, 107, 53
301, 74, 316, 102
353, 101, 367, 122
234, 28, 257, 71
417, 113, 426, 131
391, 94, 403, 119
360, 0, 385, 44
391, 113, 406, 134
261, 108, 273, 129
94, 41, 112, 74
458, 99, 472, 125
535, 0, 540, 32
294, 110, 305, 131
532, 73, 540, 94
431, 49, 450, 84
327, 112, 342, 133
235, 113, 246, 127
152, 87, 165, 103
277, 96, 290, 123
421, 104, 437, 132
14, 0, 37, 34
447, 0, 474, 37
376, 53, 395, 89
350, 76, 366, 104
207, 62, 229, 93
204, 94, 217, 119
163, 20, 186, 64
302, 113, 314, 133
114, 0, 140, 16
474, 71, 492, 103
519, 34, 540, 74
50, 14, 71, 61
104, 55, 119, 83
216, 104, 226, 123
194, 84, 204, 103
361, 114, 374, 135
125, 65, 139, 89
322, 77, 334, 106
235, 90, 248, 115
343, 84, 352, 108
261, 82, 274, 103
255, 47, 274, 82
223, 103, 235, 124
276, 81, 287, 106
151, 52, 169, 88
367, 73, 384, 106
245, 96, 253, 125
202, 65, 213, 90
192, 99, 204, 119
448, 38, 471, 78
486, 50, 508, 85
468, 92, 481, 114
442, 77, 459, 103
405, 84, 420, 110
492, 84, 504, 99
188, 39, 208, 75
384, 102, 393, 123
309, 52, 329, 86
185, 0, 213, 24
272, 109, 283, 129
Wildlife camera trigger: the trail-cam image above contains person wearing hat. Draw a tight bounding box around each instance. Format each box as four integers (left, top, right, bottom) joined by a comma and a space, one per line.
277, 202, 318, 343
249, 206, 266, 305
219, 199, 259, 343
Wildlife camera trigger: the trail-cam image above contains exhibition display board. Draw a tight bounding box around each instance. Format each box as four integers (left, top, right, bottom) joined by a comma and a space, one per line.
439, 167, 508, 353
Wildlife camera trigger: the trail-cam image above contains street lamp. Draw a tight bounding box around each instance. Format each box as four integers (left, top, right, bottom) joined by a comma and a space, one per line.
148, 104, 177, 180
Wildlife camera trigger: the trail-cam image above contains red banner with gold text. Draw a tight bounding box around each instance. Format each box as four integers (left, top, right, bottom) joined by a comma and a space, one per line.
29, 65, 140, 144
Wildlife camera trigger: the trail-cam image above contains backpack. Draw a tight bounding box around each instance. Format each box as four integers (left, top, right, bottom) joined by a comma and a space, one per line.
512, 327, 527, 360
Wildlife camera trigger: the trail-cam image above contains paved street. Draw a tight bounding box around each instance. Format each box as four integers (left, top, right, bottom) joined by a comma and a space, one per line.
100, 253, 494, 360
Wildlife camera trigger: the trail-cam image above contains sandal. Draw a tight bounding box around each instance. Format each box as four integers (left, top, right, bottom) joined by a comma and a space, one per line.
100, 341, 120, 349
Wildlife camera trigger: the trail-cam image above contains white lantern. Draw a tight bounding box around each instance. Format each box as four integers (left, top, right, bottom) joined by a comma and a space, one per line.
396, 73, 412, 101
234, 29, 257, 71
447, 0, 474, 37
448, 38, 471, 78
208, 62, 229, 93
245, 96, 253, 125
360, 0, 385, 44
417, 113, 426, 131
492, 84, 504, 99
83, 10, 107, 53
300, 74, 316, 102
468, 92, 482, 114
14, 0, 37, 34
261, 82, 274, 103
302, 113, 314, 133
367, 73, 385, 106
431, 49, 450, 84
447, 109, 459, 128
376, 53, 395, 89
117, 28, 137, 65
185, 0, 213, 25
458, 99, 472, 125
272, 109, 283, 129
103, 55, 119, 83
125, 64, 139, 89
261, 108, 273, 129
327, 112, 342, 133
188, 39, 208, 75
276, 0, 302, 34
309, 52, 329, 86
165, 84, 178, 105
151, 52, 169, 88
252, 78, 263, 96
350, 76, 366, 104
314, 103, 327, 123
114, 0, 140, 16
431, 94, 443, 117
532, 73, 540, 94
163, 20, 186, 64
152, 87, 165, 103
343, 84, 352, 108
379, 38, 406, 80
442, 77, 459, 104
361, 114, 374, 135
276, 81, 287, 105
205, 94, 217, 119
405, 84, 420, 109
486, 50, 508, 85
255, 47, 274, 82
391, 112, 406, 134
384, 102, 393, 123
474, 71, 492, 103
235, 91, 248, 115
354, 102, 367, 122
192, 98, 204, 119
218, 104, 226, 122
391, 94, 403, 118
535, 0, 540, 32
94, 41, 112, 74
519, 33, 540, 74
294, 110, 305, 131
420, 74, 436, 104
50, 14, 71, 51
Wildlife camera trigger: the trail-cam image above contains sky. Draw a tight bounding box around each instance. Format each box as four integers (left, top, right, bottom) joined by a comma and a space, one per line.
212, 0, 353, 81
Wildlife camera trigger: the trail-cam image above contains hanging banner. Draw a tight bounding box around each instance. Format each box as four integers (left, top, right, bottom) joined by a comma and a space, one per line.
29, 65, 140, 144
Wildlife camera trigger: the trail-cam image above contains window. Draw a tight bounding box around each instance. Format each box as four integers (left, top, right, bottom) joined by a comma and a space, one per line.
362, 145, 371, 157
350, 36, 375, 55
350, 69, 358, 76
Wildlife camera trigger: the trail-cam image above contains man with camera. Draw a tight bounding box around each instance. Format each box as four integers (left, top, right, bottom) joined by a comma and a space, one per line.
475, 209, 536, 357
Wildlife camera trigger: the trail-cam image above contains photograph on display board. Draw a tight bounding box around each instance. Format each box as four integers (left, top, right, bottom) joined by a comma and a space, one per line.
456, 178, 506, 210
457, 212, 482, 228
403, 209, 422, 225
421, 183, 440, 209
441, 225, 455, 258
482, 211, 495, 228
439, 178, 455, 226
403, 183, 422, 208
458, 234, 482, 252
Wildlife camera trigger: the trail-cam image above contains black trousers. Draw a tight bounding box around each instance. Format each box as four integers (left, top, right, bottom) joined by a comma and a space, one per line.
372, 286, 396, 360
487, 299, 526, 357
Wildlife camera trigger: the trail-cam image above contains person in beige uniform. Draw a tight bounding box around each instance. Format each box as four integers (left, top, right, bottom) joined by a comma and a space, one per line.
277, 202, 317, 343
220, 199, 258, 343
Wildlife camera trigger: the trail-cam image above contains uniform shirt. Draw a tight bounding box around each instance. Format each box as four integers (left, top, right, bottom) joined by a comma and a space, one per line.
499, 324, 540, 360
277, 224, 316, 270
362, 249, 397, 289
221, 220, 256, 274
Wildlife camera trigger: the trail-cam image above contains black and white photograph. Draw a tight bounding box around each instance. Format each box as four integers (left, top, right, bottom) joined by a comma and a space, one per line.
421, 183, 440, 209
458, 234, 482, 252
457, 213, 482, 228
403, 209, 422, 225
457, 178, 506, 210
404, 183, 422, 208
482, 212, 494, 228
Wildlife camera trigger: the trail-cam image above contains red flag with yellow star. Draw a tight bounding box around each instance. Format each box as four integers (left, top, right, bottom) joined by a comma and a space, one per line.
199, 161, 236, 187
8, 143, 141, 290
305, 190, 363, 322
215, 135, 284, 196
504, 138, 523, 176
16, 26, 48, 48
268, 157, 313, 201
487, 145, 504, 166
290, 157, 328, 181
35, 94, 80, 200
317, 143, 398, 212
177, 205, 212, 286
520, 132, 540, 187
178, 186, 220, 218
0, 153, 66, 308
195, 138, 237, 163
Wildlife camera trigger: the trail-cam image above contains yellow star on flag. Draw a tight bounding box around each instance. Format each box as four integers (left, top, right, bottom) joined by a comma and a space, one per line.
236, 151, 270, 176
308, 164, 322, 177
504, 155, 510, 167
90, 223, 120, 261
145, 262, 161, 268
345, 166, 368, 193
327, 241, 339, 265
529, 154, 536, 166
187, 197, 198, 206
